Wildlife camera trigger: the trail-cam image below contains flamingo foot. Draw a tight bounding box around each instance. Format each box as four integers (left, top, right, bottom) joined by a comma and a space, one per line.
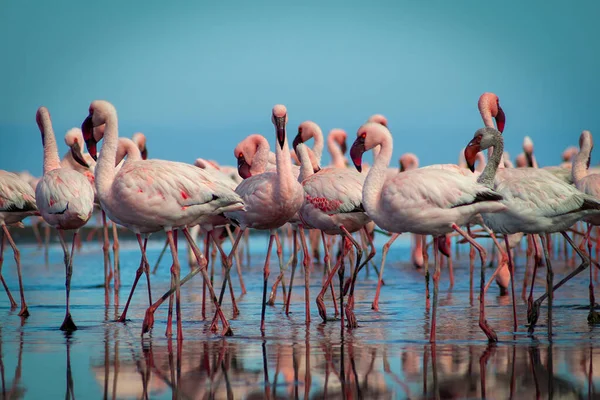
345, 304, 358, 329
371, 300, 380, 312
479, 319, 498, 343
221, 325, 233, 336
527, 300, 542, 333
141, 308, 155, 335
588, 310, 600, 324
209, 319, 219, 333
116, 313, 128, 323
60, 313, 77, 332
18, 305, 29, 318
316, 295, 327, 322
267, 274, 282, 306
232, 303, 240, 317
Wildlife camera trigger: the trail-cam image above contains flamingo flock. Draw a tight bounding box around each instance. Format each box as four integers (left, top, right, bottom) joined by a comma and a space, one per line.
1, 92, 600, 345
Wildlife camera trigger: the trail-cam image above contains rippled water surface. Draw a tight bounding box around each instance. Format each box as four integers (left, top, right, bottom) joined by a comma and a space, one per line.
1, 231, 599, 399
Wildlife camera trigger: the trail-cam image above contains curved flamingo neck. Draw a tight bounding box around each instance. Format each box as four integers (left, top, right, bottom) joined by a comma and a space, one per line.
363, 133, 393, 212
95, 109, 119, 201
478, 133, 504, 188
327, 134, 346, 168
307, 127, 324, 165
295, 143, 315, 182
275, 132, 295, 198
116, 137, 142, 167
572, 142, 591, 184
480, 103, 506, 169
251, 135, 271, 175
39, 113, 61, 174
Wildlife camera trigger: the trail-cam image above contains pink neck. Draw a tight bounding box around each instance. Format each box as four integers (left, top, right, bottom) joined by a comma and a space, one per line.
39, 113, 61, 174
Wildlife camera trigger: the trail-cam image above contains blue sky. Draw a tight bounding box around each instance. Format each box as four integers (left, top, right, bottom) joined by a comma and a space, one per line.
1, 0, 599, 175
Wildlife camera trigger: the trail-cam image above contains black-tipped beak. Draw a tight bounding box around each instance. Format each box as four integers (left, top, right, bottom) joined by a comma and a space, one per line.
350, 136, 366, 173
237, 155, 251, 179
495, 105, 506, 133
340, 139, 347, 155
524, 151, 534, 168
399, 160, 406, 172
71, 141, 89, 168
141, 146, 148, 160
292, 131, 303, 152
274, 115, 286, 149
464, 138, 481, 173
81, 115, 98, 161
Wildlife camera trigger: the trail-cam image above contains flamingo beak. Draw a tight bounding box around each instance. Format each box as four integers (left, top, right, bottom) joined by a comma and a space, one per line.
524, 151, 534, 168
495, 105, 506, 133
350, 136, 366, 173
141, 146, 148, 160
399, 160, 406, 172
340, 139, 347, 155
81, 114, 98, 161
237, 155, 252, 179
292, 131, 303, 152
273, 114, 286, 149
464, 138, 481, 173
71, 140, 89, 168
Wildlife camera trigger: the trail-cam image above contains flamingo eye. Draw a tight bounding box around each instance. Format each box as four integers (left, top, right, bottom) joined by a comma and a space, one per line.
238, 152, 243, 158
360, 132, 367, 139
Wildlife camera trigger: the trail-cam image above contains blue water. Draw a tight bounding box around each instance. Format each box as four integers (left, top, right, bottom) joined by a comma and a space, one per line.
0, 231, 599, 399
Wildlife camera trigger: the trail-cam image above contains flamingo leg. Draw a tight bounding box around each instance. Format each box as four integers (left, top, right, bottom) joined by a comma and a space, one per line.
503, 235, 518, 333
164, 230, 183, 341
527, 234, 542, 320
58, 230, 77, 331
226, 225, 246, 295
321, 231, 339, 318
151, 238, 169, 275
585, 224, 600, 323
101, 211, 111, 307
32, 219, 43, 249
451, 223, 497, 342
112, 223, 120, 291
344, 226, 377, 329
529, 232, 590, 332
467, 225, 475, 306
136, 234, 153, 305
316, 238, 351, 322
202, 232, 209, 320
372, 233, 400, 311
0, 228, 18, 309
422, 235, 430, 309
298, 225, 311, 323
117, 237, 148, 322
430, 236, 441, 343
268, 232, 288, 306
284, 229, 298, 315
210, 229, 242, 316
261, 233, 276, 333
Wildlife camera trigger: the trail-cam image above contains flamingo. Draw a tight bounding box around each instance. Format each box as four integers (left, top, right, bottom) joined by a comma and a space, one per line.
60, 128, 96, 179
35, 107, 95, 331
350, 122, 507, 341
224, 104, 304, 333
81, 100, 244, 339
293, 131, 375, 327
327, 129, 348, 169
0, 171, 38, 317
571, 129, 600, 323
464, 126, 600, 338
131, 132, 148, 160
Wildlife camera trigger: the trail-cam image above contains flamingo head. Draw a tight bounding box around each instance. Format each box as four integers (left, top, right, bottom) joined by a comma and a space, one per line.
329, 129, 348, 154
350, 122, 389, 173
271, 104, 288, 149
292, 121, 320, 152
399, 153, 419, 172
367, 114, 388, 128
36, 106, 51, 147
82, 100, 115, 161
522, 136, 535, 167
465, 127, 502, 172
562, 146, 578, 162
132, 132, 148, 160
65, 128, 90, 168
515, 153, 527, 168
478, 93, 505, 133
579, 130, 593, 169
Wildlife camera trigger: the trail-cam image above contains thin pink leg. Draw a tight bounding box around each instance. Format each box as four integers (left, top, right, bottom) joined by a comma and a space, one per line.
284, 229, 298, 315
372, 233, 400, 311
58, 230, 78, 331
320, 231, 339, 317
260, 233, 276, 333
298, 226, 311, 323
0, 228, 18, 309
117, 237, 147, 322
101, 211, 111, 307
504, 235, 518, 332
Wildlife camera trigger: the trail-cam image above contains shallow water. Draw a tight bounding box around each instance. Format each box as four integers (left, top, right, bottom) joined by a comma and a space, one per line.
1, 232, 599, 399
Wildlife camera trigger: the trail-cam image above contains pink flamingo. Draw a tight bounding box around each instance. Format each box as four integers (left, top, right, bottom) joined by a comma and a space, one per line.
350, 122, 507, 342
464, 126, 600, 337
327, 129, 348, 169
35, 107, 95, 331
293, 128, 375, 327
224, 104, 304, 333
0, 171, 38, 317
571, 130, 600, 323
81, 100, 244, 339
